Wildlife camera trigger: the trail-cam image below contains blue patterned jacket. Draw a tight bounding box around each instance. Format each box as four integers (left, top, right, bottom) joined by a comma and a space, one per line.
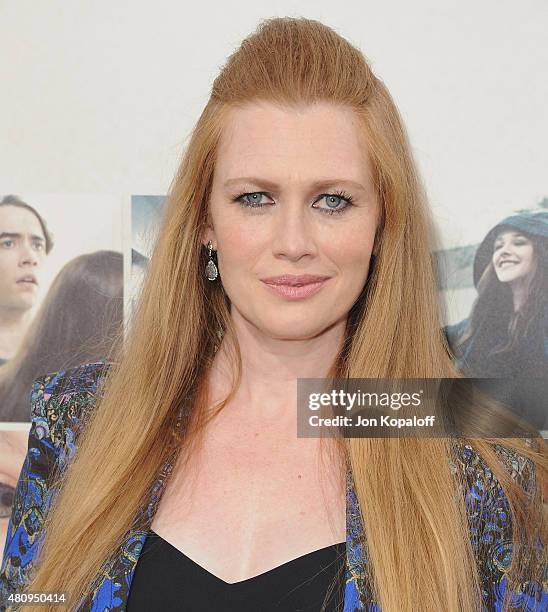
0, 362, 546, 611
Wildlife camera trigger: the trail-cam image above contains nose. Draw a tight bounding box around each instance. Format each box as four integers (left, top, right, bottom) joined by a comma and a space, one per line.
19, 243, 39, 267
493, 236, 514, 263
495, 237, 514, 258
270, 200, 317, 261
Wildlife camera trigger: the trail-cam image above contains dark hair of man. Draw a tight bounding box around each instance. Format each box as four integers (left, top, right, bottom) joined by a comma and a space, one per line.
0, 194, 54, 254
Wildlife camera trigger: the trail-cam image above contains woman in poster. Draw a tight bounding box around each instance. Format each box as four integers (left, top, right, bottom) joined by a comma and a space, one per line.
1, 17, 546, 612
446, 210, 548, 377
0, 250, 124, 422
445, 211, 548, 429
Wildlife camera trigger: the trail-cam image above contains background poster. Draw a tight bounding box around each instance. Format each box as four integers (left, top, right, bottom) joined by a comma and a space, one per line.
129, 195, 165, 316
439, 202, 548, 432
0, 193, 124, 422
0, 193, 124, 542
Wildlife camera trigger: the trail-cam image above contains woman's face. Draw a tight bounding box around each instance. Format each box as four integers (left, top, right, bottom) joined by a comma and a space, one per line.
205, 101, 379, 339
492, 230, 536, 285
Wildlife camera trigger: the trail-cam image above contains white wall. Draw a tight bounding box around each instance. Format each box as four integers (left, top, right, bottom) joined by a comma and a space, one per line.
2, 0, 546, 249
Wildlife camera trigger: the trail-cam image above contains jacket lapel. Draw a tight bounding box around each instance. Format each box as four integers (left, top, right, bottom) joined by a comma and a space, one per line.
83, 449, 177, 610
344, 471, 371, 611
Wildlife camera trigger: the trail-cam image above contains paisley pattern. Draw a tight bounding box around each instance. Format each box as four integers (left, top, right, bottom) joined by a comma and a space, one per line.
0, 362, 546, 611
344, 442, 547, 611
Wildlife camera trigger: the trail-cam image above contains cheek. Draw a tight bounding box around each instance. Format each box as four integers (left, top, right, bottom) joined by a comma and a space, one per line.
0, 256, 14, 280
216, 220, 268, 269
324, 227, 375, 273
521, 246, 535, 268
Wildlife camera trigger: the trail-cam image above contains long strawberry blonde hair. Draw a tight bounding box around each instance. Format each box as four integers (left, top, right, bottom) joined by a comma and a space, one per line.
25, 17, 545, 612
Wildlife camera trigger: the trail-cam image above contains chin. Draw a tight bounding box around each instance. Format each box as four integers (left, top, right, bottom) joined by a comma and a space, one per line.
259, 314, 338, 341
496, 270, 526, 283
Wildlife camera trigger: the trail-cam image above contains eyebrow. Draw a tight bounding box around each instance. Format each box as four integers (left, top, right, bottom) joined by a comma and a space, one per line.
223, 176, 368, 192
494, 232, 527, 242
0, 232, 45, 242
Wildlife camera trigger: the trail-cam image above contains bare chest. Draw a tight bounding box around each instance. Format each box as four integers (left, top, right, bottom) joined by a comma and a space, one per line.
150, 428, 345, 583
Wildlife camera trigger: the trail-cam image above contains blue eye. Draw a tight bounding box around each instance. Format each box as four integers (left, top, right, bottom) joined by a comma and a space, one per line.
234, 192, 269, 207
313, 191, 354, 215
232, 190, 354, 215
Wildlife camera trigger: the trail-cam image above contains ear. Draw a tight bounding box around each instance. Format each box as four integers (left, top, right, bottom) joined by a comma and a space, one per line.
201, 226, 217, 251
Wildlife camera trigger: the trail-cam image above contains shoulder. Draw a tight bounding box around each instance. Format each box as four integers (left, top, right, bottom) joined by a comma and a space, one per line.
31, 360, 111, 419
444, 318, 469, 346
345, 443, 545, 609
452, 441, 536, 520
453, 441, 536, 490
0, 362, 112, 607
453, 441, 546, 608
30, 361, 112, 470
30, 361, 111, 461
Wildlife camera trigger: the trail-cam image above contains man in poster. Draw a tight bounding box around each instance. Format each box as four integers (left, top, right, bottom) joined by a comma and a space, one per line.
0, 195, 53, 366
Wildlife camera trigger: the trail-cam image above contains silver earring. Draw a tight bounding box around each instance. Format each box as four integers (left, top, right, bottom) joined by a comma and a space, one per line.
205, 240, 218, 281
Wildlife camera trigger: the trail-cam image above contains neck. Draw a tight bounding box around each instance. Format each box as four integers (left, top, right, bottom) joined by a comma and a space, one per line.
208, 308, 347, 425
0, 306, 32, 360
509, 277, 532, 312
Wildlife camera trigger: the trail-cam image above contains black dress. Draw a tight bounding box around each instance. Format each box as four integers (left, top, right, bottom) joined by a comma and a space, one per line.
126, 529, 346, 611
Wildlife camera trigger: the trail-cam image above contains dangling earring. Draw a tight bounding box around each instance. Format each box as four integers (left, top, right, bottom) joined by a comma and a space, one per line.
205, 240, 218, 281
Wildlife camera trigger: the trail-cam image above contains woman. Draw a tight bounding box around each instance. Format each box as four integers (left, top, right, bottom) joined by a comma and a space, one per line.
0, 250, 124, 421
445, 212, 548, 429
446, 211, 548, 377
1, 17, 546, 612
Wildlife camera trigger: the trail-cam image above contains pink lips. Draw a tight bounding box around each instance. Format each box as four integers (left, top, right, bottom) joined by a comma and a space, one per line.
260, 274, 331, 300
16, 274, 38, 287
497, 258, 519, 267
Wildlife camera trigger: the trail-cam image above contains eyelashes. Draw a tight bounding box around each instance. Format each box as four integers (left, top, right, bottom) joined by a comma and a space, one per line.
493, 238, 530, 251
232, 190, 355, 215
